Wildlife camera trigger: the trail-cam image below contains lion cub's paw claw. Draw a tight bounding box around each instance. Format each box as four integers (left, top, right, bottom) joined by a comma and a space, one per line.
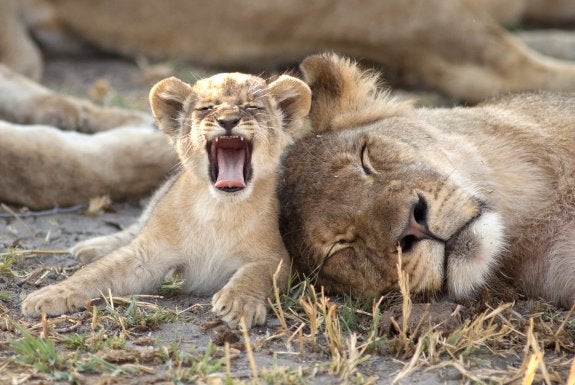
21, 285, 88, 317
212, 288, 266, 329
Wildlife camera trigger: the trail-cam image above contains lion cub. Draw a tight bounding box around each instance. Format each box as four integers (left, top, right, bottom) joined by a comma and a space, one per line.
21, 72, 311, 328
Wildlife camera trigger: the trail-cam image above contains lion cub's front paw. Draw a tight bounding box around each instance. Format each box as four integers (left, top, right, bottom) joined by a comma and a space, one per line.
21, 284, 89, 317
212, 287, 267, 329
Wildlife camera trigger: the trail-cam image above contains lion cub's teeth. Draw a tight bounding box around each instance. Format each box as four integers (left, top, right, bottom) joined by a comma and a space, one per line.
215, 135, 245, 141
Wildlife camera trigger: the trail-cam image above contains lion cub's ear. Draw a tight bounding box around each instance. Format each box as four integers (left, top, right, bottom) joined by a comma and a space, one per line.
268, 75, 311, 139
149, 77, 193, 137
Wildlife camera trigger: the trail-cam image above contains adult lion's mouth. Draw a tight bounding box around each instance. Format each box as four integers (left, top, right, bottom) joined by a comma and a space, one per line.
208, 135, 252, 192
443, 210, 483, 257
441, 205, 502, 300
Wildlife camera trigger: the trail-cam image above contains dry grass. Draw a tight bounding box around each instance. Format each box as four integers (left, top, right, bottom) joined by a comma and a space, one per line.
383, 245, 575, 384
2, 244, 575, 384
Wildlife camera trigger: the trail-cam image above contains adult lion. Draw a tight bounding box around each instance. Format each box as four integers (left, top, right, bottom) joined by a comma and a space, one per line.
2, 0, 575, 102
280, 54, 575, 308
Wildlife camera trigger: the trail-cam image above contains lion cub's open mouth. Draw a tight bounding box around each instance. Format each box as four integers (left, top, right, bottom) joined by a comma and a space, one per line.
208, 136, 252, 193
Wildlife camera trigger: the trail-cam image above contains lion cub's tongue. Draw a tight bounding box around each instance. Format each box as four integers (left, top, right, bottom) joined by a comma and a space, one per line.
215, 148, 246, 188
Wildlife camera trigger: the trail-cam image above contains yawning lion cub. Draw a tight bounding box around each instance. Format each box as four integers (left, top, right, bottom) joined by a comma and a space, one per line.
21, 72, 311, 328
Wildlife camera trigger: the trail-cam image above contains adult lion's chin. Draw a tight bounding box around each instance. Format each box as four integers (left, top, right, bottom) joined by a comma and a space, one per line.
444, 211, 506, 300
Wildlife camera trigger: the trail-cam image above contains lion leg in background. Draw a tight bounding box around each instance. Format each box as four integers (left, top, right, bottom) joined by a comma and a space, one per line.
396, 4, 575, 102
403, 1, 575, 101
307, 0, 575, 102
0, 64, 176, 209
408, 33, 575, 103
0, 0, 99, 79
0, 64, 152, 132
0, 0, 43, 80
0, 121, 176, 210
479, 0, 575, 61
478, 0, 575, 26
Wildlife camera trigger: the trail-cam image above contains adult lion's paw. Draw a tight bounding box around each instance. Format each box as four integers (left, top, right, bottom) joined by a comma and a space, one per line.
30, 95, 82, 131
212, 287, 267, 329
21, 284, 89, 317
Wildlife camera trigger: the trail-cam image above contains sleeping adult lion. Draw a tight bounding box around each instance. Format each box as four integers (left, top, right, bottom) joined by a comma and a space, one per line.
3, 0, 575, 101
280, 54, 575, 308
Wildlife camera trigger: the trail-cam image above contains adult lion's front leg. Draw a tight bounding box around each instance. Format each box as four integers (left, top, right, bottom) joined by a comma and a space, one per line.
301, 0, 575, 102
0, 0, 42, 80
0, 122, 176, 209
0, 65, 177, 209
0, 64, 153, 132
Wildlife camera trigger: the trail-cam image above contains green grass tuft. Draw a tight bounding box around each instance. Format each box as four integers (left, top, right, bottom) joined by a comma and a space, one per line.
10, 326, 62, 372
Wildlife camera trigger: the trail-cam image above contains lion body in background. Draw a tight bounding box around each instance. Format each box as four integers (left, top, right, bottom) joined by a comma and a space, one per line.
2, 0, 575, 101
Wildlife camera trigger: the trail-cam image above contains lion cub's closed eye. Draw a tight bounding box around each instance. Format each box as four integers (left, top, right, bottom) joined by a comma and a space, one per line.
21, 72, 312, 329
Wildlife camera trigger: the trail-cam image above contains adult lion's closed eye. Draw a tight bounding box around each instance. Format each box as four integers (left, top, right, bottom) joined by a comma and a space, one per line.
280, 54, 575, 309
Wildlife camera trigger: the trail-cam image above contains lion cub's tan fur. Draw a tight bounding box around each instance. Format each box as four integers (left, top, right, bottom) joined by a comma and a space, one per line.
22, 72, 311, 328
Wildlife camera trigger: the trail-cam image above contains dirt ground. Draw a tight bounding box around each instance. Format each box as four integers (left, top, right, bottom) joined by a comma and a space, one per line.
1, 54, 574, 385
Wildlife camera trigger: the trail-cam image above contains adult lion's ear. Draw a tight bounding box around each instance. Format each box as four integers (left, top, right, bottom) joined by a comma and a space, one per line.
268, 75, 311, 139
301, 53, 412, 133
300, 54, 343, 101
149, 77, 193, 137
300, 54, 346, 133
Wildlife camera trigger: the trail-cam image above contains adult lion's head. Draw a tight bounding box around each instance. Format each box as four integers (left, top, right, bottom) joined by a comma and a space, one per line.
280, 54, 505, 301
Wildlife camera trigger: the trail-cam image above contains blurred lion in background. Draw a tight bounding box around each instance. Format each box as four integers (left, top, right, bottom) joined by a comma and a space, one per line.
2, 0, 575, 101
2, 0, 575, 209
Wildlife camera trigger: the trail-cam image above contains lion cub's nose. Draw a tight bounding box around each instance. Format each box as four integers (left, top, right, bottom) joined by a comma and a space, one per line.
217, 117, 241, 133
